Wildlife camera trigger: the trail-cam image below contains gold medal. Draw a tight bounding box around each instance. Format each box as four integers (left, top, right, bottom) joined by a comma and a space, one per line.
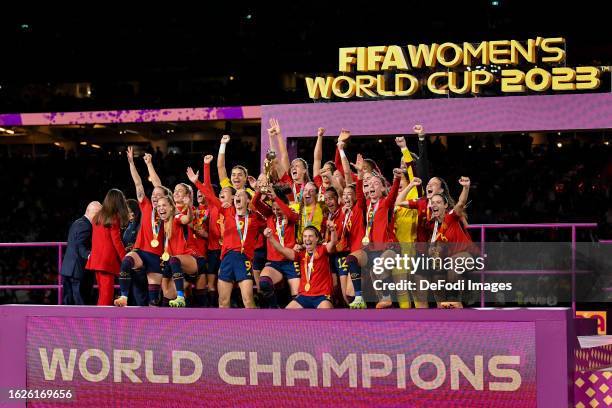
150, 239, 159, 248
361, 236, 370, 246
305, 283, 311, 292
161, 252, 170, 262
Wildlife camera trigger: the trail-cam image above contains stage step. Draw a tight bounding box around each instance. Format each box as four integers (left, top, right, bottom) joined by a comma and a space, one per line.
576, 336, 612, 372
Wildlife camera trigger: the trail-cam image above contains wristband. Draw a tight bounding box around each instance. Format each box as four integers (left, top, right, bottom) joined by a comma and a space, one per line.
219, 144, 226, 154
339, 149, 346, 159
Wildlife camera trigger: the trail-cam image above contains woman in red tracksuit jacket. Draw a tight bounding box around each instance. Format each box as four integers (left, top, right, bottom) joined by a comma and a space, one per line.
86, 189, 129, 305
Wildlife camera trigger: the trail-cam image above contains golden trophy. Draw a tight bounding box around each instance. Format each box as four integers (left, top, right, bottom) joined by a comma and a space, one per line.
261, 149, 277, 194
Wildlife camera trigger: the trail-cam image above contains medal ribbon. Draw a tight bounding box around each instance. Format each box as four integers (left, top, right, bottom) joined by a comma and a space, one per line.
292, 182, 304, 202
304, 251, 315, 287
302, 203, 316, 227
163, 235, 170, 258
325, 209, 339, 241
431, 220, 439, 243
235, 212, 249, 252
340, 208, 352, 244
276, 216, 286, 247
152, 208, 161, 238
364, 201, 379, 240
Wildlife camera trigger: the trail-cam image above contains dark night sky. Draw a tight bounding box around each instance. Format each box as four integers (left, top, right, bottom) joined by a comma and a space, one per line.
1, 2, 609, 111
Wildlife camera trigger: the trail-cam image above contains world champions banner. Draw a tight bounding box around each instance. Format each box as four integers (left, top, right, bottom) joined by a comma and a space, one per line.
25, 316, 536, 407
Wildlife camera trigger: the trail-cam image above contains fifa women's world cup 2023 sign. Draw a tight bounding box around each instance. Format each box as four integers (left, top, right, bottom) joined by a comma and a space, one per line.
305, 37, 602, 99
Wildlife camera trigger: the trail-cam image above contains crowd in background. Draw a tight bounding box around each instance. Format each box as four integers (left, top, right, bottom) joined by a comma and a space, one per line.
0, 132, 610, 304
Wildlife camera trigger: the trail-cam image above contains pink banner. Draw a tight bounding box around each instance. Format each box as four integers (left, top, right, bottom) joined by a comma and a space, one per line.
26, 316, 536, 407
0, 106, 261, 126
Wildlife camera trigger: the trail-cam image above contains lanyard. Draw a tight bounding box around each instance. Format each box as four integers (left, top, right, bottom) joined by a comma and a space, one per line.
325, 209, 339, 241
151, 208, 161, 237
235, 212, 249, 252
304, 251, 315, 284
161, 235, 170, 261
328, 208, 339, 221
431, 220, 439, 243
292, 182, 304, 202
302, 203, 316, 227
364, 201, 379, 239
275, 216, 286, 247
197, 206, 208, 224
341, 208, 352, 239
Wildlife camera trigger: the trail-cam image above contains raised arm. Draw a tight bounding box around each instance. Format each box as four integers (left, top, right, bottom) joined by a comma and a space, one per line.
456, 176, 471, 207
396, 177, 422, 207
216, 134, 230, 184
452, 202, 467, 220
414, 124, 429, 181
269, 118, 290, 173
178, 196, 193, 225
395, 136, 417, 181
127, 147, 145, 202
273, 192, 299, 224
265, 122, 285, 180
353, 154, 367, 209
188, 156, 222, 210
313, 127, 325, 178
324, 219, 337, 253
330, 171, 345, 198
267, 120, 278, 154
263, 228, 295, 260
334, 129, 352, 178
143, 153, 162, 188
386, 169, 403, 207
251, 191, 273, 218
337, 139, 353, 182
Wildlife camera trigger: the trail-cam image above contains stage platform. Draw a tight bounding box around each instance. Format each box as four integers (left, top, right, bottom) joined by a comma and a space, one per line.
0, 305, 575, 407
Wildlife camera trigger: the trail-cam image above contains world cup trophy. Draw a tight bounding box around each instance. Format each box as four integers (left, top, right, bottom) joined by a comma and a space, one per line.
261, 149, 277, 194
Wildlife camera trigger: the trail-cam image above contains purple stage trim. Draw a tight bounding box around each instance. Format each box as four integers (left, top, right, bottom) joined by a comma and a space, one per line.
0, 113, 21, 126
0, 306, 572, 407
0, 105, 261, 126
260, 92, 612, 164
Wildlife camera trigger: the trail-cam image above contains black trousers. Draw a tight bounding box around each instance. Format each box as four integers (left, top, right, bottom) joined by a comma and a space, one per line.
62, 276, 84, 305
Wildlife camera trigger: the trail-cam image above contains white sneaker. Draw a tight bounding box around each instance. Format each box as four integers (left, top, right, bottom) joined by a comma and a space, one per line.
114, 296, 128, 307
169, 296, 186, 308
349, 296, 367, 309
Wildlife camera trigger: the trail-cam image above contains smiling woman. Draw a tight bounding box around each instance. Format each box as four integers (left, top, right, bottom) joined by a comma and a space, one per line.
190, 159, 267, 308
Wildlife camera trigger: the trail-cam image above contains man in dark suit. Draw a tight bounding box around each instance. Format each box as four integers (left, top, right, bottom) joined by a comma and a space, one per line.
60, 201, 101, 305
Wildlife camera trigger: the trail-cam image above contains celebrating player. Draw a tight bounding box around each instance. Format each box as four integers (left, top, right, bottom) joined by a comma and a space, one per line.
347, 152, 403, 309
115, 148, 171, 307
264, 221, 337, 309
252, 184, 300, 308
188, 156, 266, 308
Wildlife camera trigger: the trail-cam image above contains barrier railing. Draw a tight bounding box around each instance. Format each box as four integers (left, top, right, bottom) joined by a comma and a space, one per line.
0, 222, 601, 307
466, 223, 599, 311
0, 242, 65, 304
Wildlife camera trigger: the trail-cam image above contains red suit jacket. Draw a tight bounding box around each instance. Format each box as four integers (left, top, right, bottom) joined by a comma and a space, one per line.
86, 217, 126, 274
